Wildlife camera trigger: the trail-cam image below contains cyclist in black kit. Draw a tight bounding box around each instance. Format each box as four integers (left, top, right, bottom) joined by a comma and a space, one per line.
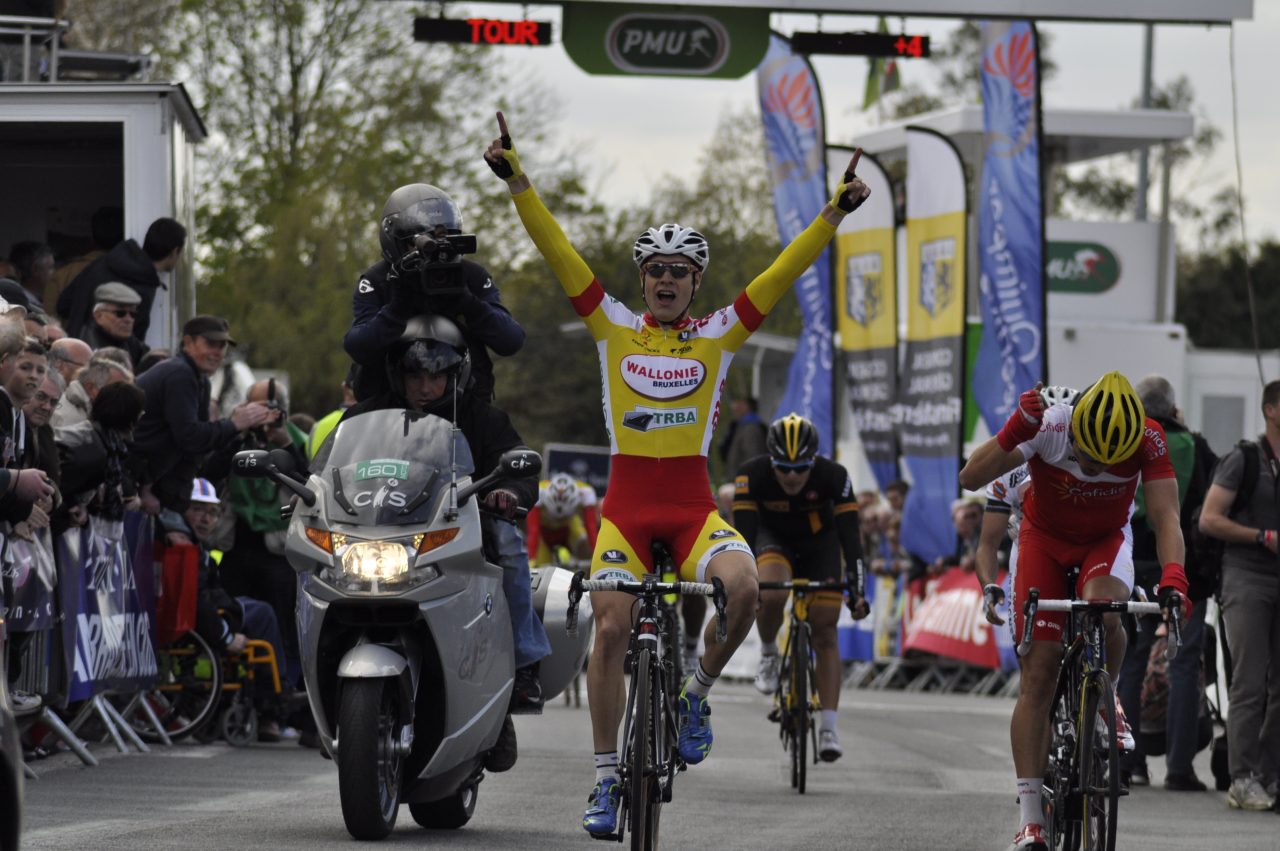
732, 413, 869, 762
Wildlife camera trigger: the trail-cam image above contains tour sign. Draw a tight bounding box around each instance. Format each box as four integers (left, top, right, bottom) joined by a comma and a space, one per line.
790, 31, 930, 58
413, 17, 553, 46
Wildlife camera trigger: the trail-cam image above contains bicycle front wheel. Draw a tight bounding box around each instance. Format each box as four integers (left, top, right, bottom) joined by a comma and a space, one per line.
627, 648, 660, 851
791, 622, 810, 795
1076, 670, 1119, 851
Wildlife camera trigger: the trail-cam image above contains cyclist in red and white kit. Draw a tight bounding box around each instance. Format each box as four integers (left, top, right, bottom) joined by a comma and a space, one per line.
959, 371, 1189, 851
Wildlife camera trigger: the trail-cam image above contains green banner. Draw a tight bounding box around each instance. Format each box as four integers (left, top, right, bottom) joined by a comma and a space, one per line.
562, 2, 769, 78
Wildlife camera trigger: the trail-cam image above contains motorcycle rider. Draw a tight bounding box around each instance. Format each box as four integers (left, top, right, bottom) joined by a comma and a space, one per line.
343, 184, 524, 402
339, 315, 551, 732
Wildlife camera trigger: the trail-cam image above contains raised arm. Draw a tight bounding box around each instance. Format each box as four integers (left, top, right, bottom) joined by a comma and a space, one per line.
484, 112, 596, 303
738, 150, 870, 320
958, 385, 1045, 491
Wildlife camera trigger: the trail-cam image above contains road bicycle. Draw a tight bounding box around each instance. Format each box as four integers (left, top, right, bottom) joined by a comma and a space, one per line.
567, 560, 727, 851
757, 576, 854, 794
1019, 580, 1181, 850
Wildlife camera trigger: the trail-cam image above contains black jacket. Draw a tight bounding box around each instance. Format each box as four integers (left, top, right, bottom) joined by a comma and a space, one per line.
132, 351, 240, 508
343, 259, 524, 402
340, 392, 537, 510
57, 239, 165, 341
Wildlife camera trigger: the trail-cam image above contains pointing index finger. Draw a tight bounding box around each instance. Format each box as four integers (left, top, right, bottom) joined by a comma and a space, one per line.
844, 147, 863, 182
496, 111, 511, 147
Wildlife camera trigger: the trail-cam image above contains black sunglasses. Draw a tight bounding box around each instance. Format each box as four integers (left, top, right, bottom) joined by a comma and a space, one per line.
772, 460, 814, 473
110, 308, 137, 318
644, 262, 694, 281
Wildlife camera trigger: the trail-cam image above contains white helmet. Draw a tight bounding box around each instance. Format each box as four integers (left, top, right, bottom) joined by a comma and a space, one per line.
633, 223, 710, 271
1040, 385, 1081, 408
541, 473, 582, 522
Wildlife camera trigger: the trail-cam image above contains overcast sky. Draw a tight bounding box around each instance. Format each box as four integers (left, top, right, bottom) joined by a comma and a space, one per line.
461, 3, 1278, 245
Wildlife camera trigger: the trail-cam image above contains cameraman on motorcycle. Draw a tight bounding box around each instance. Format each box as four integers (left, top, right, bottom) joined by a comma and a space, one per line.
340, 315, 552, 731
343, 184, 524, 402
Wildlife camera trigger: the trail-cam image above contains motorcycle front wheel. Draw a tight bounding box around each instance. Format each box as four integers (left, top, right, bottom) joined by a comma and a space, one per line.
338, 678, 405, 840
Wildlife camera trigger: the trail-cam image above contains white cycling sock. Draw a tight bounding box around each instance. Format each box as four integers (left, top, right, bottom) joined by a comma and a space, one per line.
594, 751, 619, 783
820, 709, 838, 733
760, 641, 779, 657
1016, 778, 1044, 827
685, 662, 717, 697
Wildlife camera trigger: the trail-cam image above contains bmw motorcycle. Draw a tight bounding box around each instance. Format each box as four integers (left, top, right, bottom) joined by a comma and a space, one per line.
234, 407, 591, 840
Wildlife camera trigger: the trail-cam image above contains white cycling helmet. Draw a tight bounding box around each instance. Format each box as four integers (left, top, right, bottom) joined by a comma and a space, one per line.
633, 223, 710, 271
540, 473, 582, 522
1040, 385, 1081, 408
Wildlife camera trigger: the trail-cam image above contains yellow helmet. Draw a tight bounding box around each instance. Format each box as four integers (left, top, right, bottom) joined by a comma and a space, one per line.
1070, 371, 1146, 465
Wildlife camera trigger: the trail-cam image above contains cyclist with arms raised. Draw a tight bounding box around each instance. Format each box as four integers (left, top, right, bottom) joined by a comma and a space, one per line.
733, 413, 869, 761
958, 372, 1189, 851
484, 111, 868, 836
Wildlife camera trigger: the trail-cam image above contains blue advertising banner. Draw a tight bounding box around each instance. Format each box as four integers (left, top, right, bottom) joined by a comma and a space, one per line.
974, 21, 1045, 433
60, 515, 158, 700
756, 34, 834, 455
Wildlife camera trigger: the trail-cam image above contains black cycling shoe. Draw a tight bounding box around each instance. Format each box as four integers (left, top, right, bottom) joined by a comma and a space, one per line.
484, 714, 518, 773
510, 664, 544, 716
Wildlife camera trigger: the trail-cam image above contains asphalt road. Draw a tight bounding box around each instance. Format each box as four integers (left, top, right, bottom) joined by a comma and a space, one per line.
19, 682, 1280, 850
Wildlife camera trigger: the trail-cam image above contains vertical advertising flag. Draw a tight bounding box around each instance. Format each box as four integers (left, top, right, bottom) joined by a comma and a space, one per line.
757, 34, 834, 455
831, 146, 898, 488
899, 127, 967, 563
975, 21, 1046, 433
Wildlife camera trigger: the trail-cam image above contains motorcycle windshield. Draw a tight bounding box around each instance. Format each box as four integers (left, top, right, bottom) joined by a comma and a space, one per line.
313, 409, 474, 527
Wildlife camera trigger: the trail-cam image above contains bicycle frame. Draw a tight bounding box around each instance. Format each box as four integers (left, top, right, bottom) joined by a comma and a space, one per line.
1020, 587, 1180, 851
758, 577, 853, 794
566, 571, 727, 849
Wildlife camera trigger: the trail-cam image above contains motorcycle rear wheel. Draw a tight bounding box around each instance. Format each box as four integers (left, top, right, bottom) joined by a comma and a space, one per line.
409, 781, 479, 830
338, 678, 404, 840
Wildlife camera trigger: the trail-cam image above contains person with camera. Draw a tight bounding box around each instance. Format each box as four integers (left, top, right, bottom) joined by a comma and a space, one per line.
209, 378, 308, 703
343, 184, 524, 402
336, 314, 551, 731
132, 315, 276, 514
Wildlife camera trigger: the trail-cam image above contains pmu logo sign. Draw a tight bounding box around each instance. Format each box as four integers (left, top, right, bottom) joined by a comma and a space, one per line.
606, 13, 729, 75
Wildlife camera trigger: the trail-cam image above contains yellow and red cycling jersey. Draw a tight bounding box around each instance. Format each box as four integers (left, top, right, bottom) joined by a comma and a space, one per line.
509, 185, 838, 581
526, 477, 600, 563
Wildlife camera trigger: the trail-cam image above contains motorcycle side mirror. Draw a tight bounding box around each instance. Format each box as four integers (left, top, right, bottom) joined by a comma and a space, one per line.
268, 447, 301, 479
499, 448, 542, 479
455, 449, 542, 507
233, 450, 271, 477
233, 449, 317, 507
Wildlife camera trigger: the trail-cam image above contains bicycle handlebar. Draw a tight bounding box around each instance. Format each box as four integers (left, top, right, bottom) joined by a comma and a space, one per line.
1016, 587, 1182, 660
757, 579, 856, 592
565, 572, 729, 642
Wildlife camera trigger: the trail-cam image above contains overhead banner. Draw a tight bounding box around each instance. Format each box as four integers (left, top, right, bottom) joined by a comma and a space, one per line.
757, 34, 834, 455
974, 20, 1046, 434
563, 2, 770, 78
899, 127, 966, 563
832, 146, 897, 487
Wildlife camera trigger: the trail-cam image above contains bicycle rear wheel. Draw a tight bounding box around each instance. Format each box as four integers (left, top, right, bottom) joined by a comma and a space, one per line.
1043, 678, 1077, 850
1076, 670, 1119, 851
791, 622, 810, 795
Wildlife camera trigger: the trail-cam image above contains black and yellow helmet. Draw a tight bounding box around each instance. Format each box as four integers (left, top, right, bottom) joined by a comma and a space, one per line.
1071, 371, 1146, 466
767, 413, 819, 464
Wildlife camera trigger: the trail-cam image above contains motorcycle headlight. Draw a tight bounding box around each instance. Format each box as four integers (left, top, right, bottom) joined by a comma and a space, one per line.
318, 533, 450, 594
342, 541, 409, 581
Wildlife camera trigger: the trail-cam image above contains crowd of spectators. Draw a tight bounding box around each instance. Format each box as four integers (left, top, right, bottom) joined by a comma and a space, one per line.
1, 216, 312, 747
